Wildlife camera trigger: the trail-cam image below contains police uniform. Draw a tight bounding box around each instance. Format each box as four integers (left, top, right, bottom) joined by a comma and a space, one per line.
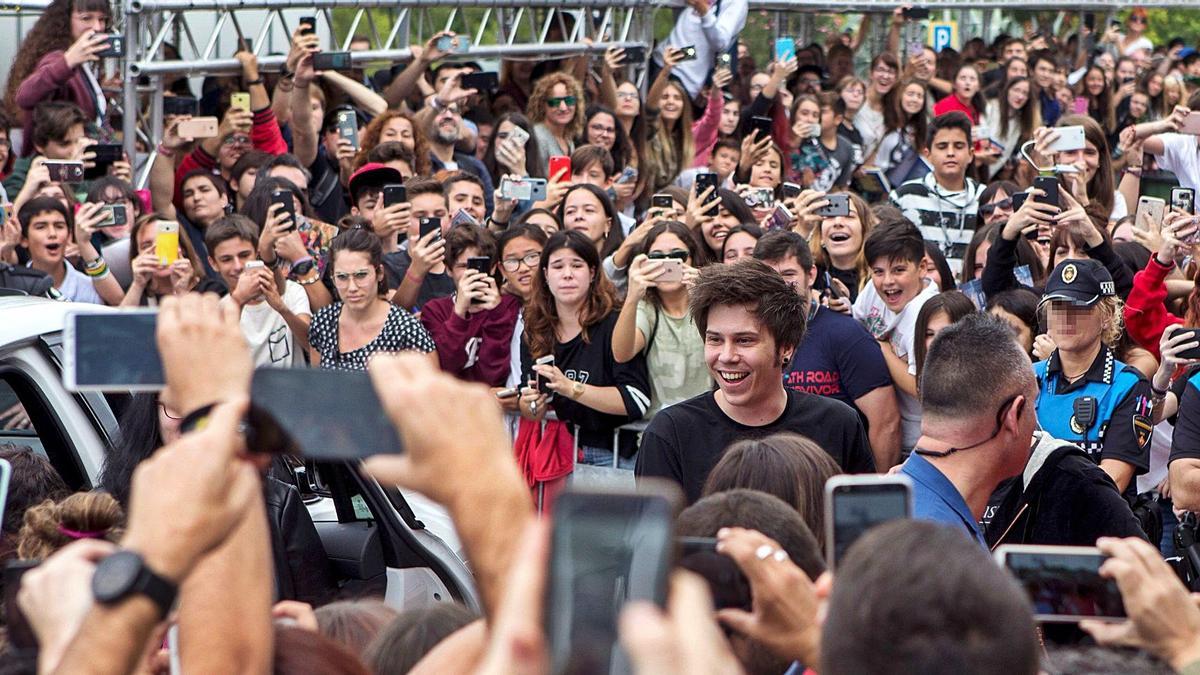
1033, 260, 1153, 498
1170, 370, 1200, 470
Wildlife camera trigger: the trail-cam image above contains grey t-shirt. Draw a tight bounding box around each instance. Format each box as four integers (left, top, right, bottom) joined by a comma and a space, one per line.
636, 301, 712, 416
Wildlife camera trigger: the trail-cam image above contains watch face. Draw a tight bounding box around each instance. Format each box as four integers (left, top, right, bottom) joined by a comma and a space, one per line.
92, 551, 143, 603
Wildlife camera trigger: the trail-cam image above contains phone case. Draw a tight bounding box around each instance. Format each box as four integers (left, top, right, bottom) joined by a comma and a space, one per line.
156, 222, 179, 265
549, 156, 572, 181
177, 117, 218, 138
231, 92, 250, 111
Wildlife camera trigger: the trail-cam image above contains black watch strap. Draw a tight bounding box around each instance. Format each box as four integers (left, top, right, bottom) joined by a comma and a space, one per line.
178, 403, 217, 435
92, 551, 178, 620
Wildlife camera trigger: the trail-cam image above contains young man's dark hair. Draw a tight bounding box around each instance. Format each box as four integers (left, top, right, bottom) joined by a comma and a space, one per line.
261, 153, 313, 185
204, 214, 261, 253
17, 196, 71, 238
712, 137, 741, 157
404, 176, 446, 202
180, 168, 231, 199
1028, 50, 1058, 75
817, 91, 846, 117
570, 144, 615, 177
752, 231, 814, 270
367, 141, 416, 168
443, 222, 497, 265
0, 443, 68, 536
31, 101, 87, 150
440, 171, 484, 196
229, 149, 273, 187
821, 519, 1038, 675
689, 258, 807, 352
863, 219, 925, 267
925, 110, 972, 150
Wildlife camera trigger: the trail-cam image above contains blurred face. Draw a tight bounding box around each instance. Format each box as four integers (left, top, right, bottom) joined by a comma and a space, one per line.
526, 212, 559, 237
990, 306, 1034, 353
136, 221, 183, 280
710, 147, 739, 179
616, 82, 641, 117
1047, 301, 1104, 353
749, 147, 782, 187
762, 253, 812, 295
900, 84, 925, 115
870, 61, 897, 95
217, 132, 251, 170
270, 166, 309, 196
749, 73, 770, 99
410, 192, 449, 237
793, 100, 820, 132
499, 236, 543, 299
447, 180, 486, 223
39, 123, 85, 160
563, 189, 608, 246
1058, 140, 1100, 183
1117, 60, 1137, 82
954, 67, 979, 100
545, 83, 577, 128
433, 105, 462, 145
1130, 93, 1150, 120
586, 112, 617, 150
722, 231, 758, 263
821, 209, 865, 263
209, 236, 256, 289
572, 161, 608, 188
1094, 52, 1115, 73
70, 8, 106, 39
380, 117, 415, 153
448, 246, 481, 284
1166, 80, 1183, 106
983, 188, 1013, 226
971, 239, 991, 279
719, 100, 741, 135
841, 83, 865, 111
1054, 237, 1087, 263
870, 255, 924, 312
237, 167, 258, 201
0, 129, 10, 167
926, 128, 971, 184
544, 247, 592, 307
1004, 41, 1027, 61
1085, 69, 1105, 96
181, 175, 227, 225
96, 186, 135, 239
923, 309, 954, 352
1148, 73, 1164, 96
434, 67, 465, 92
660, 84, 686, 123
1033, 60, 1056, 89
1006, 60, 1028, 81
1007, 80, 1030, 110
704, 212, 734, 253
705, 304, 786, 408
331, 250, 379, 309
648, 232, 690, 293
21, 210, 69, 266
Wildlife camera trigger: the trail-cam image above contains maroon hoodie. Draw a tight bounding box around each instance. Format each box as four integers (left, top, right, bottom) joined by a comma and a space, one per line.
16, 51, 97, 156
420, 292, 521, 386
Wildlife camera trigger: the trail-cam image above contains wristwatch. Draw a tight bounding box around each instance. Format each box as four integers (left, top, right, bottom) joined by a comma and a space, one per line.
92, 550, 178, 620
289, 258, 316, 278
571, 381, 585, 400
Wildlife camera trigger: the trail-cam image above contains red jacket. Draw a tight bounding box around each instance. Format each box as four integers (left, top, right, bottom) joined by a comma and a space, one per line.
172, 107, 288, 208
419, 293, 521, 386
1123, 256, 1181, 360
16, 51, 97, 156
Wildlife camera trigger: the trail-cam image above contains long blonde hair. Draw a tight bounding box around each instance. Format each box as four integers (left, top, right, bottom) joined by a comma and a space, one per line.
645, 80, 695, 191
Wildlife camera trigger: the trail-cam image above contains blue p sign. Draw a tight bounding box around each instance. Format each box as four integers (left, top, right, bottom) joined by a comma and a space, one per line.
929, 21, 957, 53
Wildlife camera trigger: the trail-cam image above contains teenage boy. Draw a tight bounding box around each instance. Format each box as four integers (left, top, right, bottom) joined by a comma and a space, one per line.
676, 137, 740, 192
387, 176, 453, 310
4, 102, 87, 198
208, 215, 311, 368
852, 220, 938, 454
570, 145, 637, 235
890, 111, 985, 276
17, 196, 121, 304
347, 162, 414, 260
443, 171, 487, 226
636, 259, 874, 504
753, 231, 901, 469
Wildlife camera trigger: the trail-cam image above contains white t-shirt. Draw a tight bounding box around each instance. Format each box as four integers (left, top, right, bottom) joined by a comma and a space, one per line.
240, 280, 311, 368
1152, 133, 1200, 192
1122, 35, 1153, 57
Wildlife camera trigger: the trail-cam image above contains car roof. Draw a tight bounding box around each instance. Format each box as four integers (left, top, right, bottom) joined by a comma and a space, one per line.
0, 297, 116, 346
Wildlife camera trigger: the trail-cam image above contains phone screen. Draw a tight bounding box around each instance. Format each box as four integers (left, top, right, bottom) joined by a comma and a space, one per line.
1002, 548, 1125, 622
66, 312, 164, 391
250, 369, 403, 460
4, 560, 39, 656
828, 481, 910, 567
546, 490, 676, 674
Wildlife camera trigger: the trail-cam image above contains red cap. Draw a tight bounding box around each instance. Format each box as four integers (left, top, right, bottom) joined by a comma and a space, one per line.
348, 163, 404, 203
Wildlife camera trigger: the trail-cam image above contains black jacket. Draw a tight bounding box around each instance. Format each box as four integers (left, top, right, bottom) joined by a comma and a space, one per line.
264, 477, 338, 605
986, 433, 1147, 548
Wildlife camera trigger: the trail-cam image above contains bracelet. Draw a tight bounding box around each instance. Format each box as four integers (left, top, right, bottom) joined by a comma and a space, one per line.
296, 271, 321, 286
84, 255, 105, 270
179, 403, 218, 434
1152, 383, 1170, 397
245, 77, 264, 86
405, 269, 424, 284
1126, 166, 1143, 175
156, 143, 176, 158
88, 267, 111, 281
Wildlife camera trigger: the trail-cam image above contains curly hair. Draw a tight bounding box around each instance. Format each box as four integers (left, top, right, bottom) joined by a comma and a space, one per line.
522, 229, 617, 358
4, 0, 112, 119
525, 72, 585, 140
354, 110, 431, 176
16, 491, 124, 560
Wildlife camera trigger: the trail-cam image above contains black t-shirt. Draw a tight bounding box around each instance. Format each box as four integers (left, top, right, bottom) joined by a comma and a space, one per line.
382, 249, 455, 310
308, 146, 349, 225
635, 389, 875, 504
785, 306, 892, 413
1170, 371, 1200, 465
812, 264, 862, 303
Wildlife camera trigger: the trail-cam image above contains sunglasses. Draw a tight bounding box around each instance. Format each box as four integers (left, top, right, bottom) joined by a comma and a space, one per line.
547, 96, 578, 108
647, 249, 689, 261
979, 197, 1014, 215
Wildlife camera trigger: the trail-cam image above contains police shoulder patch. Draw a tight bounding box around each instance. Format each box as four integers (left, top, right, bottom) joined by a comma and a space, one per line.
1133, 415, 1153, 450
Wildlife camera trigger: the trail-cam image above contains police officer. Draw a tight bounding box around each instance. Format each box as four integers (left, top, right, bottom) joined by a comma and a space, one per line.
1034, 259, 1152, 496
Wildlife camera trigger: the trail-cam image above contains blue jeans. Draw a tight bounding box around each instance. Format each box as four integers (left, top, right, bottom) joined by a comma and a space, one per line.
579, 445, 635, 470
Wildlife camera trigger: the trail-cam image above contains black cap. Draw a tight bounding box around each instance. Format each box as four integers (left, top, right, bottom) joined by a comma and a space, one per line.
1040, 259, 1116, 308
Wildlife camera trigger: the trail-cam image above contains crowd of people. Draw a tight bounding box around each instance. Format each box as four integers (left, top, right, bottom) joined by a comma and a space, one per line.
9, 0, 1200, 670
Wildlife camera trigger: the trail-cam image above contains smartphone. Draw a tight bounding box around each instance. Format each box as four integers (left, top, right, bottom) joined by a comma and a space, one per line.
336, 109, 359, 150
230, 92, 250, 111
745, 187, 775, 210
508, 125, 530, 147
546, 485, 681, 675
902, 6, 930, 19
436, 35, 470, 53
270, 189, 296, 232
176, 116, 218, 139
250, 369, 403, 460
695, 172, 720, 206
656, 258, 683, 283
496, 387, 521, 400
97, 203, 128, 228
1172, 187, 1195, 215
549, 155, 572, 181
461, 71, 499, 94
716, 52, 732, 68
44, 160, 84, 183
1135, 195, 1166, 230
907, 41, 924, 59
419, 216, 441, 240
678, 45, 698, 61
63, 310, 164, 391
1011, 191, 1029, 213
1045, 125, 1087, 152
499, 177, 547, 201
774, 37, 795, 62
4, 560, 39, 657
676, 536, 751, 612
97, 33, 124, 58
156, 220, 179, 266
615, 167, 638, 185
622, 46, 646, 64
163, 96, 199, 116
996, 544, 1125, 623
382, 184, 406, 208
313, 51, 352, 71
1033, 175, 1060, 208
748, 115, 773, 139
815, 193, 850, 217
90, 143, 123, 164
767, 203, 794, 230
824, 474, 912, 569
781, 182, 803, 199
298, 16, 316, 35
451, 208, 479, 228
652, 194, 674, 210
466, 256, 491, 275
533, 354, 555, 395
244, 260, 265, 271
1175, 328, 1200, 360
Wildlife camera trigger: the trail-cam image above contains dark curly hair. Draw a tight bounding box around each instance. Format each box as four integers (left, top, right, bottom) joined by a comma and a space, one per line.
4, 0, 112, 120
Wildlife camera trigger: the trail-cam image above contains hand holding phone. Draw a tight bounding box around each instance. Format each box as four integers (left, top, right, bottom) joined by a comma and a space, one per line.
825, 475, 912, 568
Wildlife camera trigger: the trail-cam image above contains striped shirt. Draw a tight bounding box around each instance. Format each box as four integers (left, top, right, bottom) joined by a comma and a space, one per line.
890, 173, 985, 275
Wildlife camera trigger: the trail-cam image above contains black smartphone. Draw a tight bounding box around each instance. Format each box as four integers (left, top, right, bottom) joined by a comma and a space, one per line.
313, 51, 352, 71
466, 256, 491, 275
651, 194, 674, 210
781, 182, 803, 199
299, 16, 316, 35
678, 45, 698, 61
45, 161, 84, 183
676, 537, 751, 611
4, 560, 39, 657
271, 189, 297, 232
84, 143, 124, 179
98, 203, 128, 228
250, 369, 403, 460
382, 184, 407, 208
902, 6, 930, 19
97, 33, 124, 58
1172, 187, 1196, 215
748, 115, 773, 140
1175, 328, 1200, 360
622, 46, 646, 64
163, 96, 199, 116
64, 310, 163, 391
1033, 175, 1060, 208
335, 108, 359, 149
546, 486, 681, 674
997, 545, 1125, 623
1011, 191, 1029, 213
460, 71, 499, 94
419, 216, 441, 240
824, 475, 912, 569
695, 172, 720, 206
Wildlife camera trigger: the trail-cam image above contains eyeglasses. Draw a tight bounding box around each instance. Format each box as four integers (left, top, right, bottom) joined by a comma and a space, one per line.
547, 96, 578, 108
588, 123, 616, 136
647, 249, 689, 261
872, 66, 897, 77
616, 91, 639, 100
1130, 15, 1147, 24
501, 251, 542, 271
979, 197, 1013, 216
223, 135, 251, 146
158, 402, 182, 420
332, 269, 374, 285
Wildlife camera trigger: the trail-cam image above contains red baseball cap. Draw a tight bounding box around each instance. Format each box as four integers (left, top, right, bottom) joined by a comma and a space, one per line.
348, 163, 404, 203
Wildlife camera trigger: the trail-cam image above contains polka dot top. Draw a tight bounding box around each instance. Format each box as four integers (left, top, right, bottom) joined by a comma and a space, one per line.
309, 302, 436, 371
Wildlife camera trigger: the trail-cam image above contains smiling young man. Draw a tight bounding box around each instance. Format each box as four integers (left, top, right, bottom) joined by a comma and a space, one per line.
636, 258, 874, 504
889, 111, 984, 276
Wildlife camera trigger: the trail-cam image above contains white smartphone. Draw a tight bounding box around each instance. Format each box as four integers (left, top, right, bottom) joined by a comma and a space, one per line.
824, 474, 912, 569
1045, 125, 1087, 152
534, 354, 555, 395
656, 258, 683, 283
63, 310, 164, 392
995, 544, 1125, 623
1135, 196, 1166, 229
508, 124, 530, 147
244, 260, 266, 270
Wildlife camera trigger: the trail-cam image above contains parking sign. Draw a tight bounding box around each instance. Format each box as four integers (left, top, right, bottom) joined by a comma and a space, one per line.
929, 21, 958, 53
